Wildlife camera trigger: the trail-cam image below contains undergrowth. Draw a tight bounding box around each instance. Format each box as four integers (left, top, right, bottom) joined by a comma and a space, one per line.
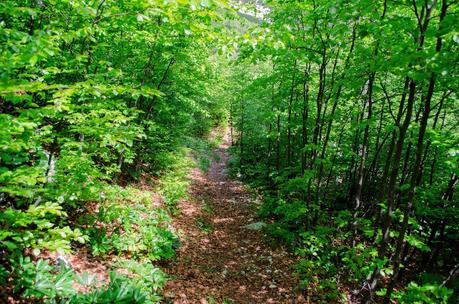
228, 154, 455, 304
184, 136, 222, 173
0, 135, 222, 303
7, 256, 167, 304
155, 149, 193, 211
0, 148, 197, 303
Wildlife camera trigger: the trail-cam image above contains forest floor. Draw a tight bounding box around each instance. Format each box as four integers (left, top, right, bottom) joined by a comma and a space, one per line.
163, 133, 305, 304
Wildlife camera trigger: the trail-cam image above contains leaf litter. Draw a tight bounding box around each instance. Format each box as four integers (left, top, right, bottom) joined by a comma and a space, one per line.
163, 134, 305, 304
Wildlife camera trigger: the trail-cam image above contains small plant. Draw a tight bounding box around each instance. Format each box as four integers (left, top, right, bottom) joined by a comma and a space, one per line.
200, 196, 214, 214
156, 150, 192, 210
195, 217, 213, 233
184, 136, 221, 172
70, 271, 149, 304
115, 259, 167, 302
260, 197, 307, 246
6, 254, 168, 303
83, 201, 178, 261
377, 282, 453, 304
10, 256, 76, 301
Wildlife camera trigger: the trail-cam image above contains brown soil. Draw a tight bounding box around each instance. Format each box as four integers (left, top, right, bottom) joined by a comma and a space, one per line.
163, 133, 304, 304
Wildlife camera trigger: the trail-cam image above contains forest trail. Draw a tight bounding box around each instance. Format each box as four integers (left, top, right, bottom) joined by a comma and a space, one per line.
163, 133, 301, 304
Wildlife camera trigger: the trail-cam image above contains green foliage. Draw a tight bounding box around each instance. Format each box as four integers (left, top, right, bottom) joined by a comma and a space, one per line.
259, 197, 306, 245
229, 0, 458, 301
11, 256, 76, 300
185, 136, 221, 172
379, 282, 453, 304
82, 197, 178, 260
114, 259, 166, 302
294, 227, 341, 301
0, 202, 85, 255
71, 272, 150, 304
341, 244, 381, 283
6, 253, 168, 303
195, 217, 214, 233
155, 150, 193, 210
1, 0, 232, 301
3, 0, 456, 301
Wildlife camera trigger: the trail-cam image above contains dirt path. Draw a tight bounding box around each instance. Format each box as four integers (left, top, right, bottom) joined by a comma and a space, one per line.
163, 134, 302, 304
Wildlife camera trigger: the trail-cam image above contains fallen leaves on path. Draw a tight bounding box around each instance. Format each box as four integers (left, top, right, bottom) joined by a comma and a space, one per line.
163, 135, 305, 304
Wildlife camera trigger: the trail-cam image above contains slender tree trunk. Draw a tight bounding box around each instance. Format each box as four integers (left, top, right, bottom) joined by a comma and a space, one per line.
301, 65, 311, 174
364, 76, 417, 303
145, 57, 175, 120
383, 2, 446, 301
276, 111, 281, 172
352, 72, 375, 245
287, 60, 298, 168
240, 97, 245, 167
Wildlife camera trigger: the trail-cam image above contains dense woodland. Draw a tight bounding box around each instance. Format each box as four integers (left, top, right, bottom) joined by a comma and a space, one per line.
1, 0, 458, 303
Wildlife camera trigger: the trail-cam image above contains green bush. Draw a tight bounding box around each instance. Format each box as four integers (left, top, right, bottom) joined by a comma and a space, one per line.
5, 254, 168, 304
11, 256, 76, 301
378, 282, 453, 304
83, 203, 178, 260
70, 272, 149, 304
0, 202, 85, 255
156, 150, 192, 210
